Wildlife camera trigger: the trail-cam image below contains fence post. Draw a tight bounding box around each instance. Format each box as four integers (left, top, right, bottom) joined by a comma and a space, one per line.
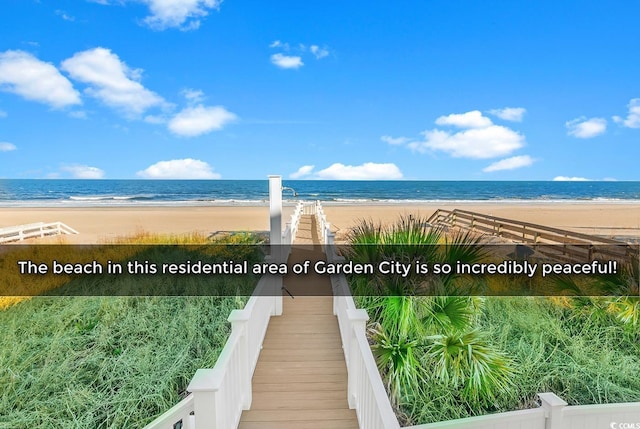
538, 392, 567, 429
188, 369, 222, 428
268, 175, 282, 247
228, 310, 252, 409
346, 308, 369, 409
264, 256, 283, 316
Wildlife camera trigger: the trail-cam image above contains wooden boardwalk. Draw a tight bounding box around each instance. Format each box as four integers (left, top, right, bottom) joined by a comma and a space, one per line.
238, 215, 358, 429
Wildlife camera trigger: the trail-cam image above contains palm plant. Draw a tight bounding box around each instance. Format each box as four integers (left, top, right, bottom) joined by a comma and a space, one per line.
348, 215, 515, 414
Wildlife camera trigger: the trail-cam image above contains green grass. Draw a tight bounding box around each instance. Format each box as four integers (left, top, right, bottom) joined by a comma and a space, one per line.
479, 297, 640, 407
0, 296, 245, 428
0, 231, 263, 428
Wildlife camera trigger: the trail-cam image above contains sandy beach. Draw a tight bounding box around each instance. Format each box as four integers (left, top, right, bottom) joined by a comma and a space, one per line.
2, 202, 640, 244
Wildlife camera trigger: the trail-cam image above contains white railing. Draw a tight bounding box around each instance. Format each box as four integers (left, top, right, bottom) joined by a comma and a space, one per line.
559, 399, 640, 429
143, 273, 282, 429
0, 221, 79, 243
315, 200, 333, 245
303, 201, 316, 215
331, 272, 401, 429
406, 393, 640, 429
144, 206, 290, 429
405, 408, 545, 429
142, 394, 195, 429
316, 199, 400, 429
282, 201, 305, 247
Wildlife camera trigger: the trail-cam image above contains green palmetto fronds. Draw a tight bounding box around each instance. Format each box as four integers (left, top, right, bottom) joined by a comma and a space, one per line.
421, 296, 481, 333
348, 214, 515, 410
427, 330, 516, 405
607, 297, 640, 329
369, 322, 426, 405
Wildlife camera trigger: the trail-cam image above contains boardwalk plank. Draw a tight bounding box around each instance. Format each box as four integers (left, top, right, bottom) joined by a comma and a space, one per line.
239, 214, 358, 428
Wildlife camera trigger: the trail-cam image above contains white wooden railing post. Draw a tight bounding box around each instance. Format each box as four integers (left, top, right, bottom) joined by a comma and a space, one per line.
347, 308, 369, 409
228, 310, 252, 409
187, 368, 222, 429
268, 176, 285, 316
263, 256, 283, 316
539, 392, 567, 429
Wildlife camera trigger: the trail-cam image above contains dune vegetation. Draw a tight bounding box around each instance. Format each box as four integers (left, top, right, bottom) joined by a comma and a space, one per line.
347, 215, 640, 425
0, 232, 262, 428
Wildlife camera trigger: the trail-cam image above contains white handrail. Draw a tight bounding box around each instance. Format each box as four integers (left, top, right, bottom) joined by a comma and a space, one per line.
320, 199, 401, 429
0, 221, 79, 243
332, 273, 401, 429
406, 393, 640, 429
143, 276, 280, 429
315, 200, 335, 251
142, 394, 195, 429
282, 201, 305, 248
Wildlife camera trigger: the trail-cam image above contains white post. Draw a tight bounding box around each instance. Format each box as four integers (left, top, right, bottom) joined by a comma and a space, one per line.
347, 308, 369, 409
228, 310, 252, 409
268, 176, 284, 316
188, 368, 221, 428
268, 175, 282, 248
539, 392, 567, 429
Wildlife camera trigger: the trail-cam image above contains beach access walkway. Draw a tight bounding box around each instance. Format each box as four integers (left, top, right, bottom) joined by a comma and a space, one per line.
238, 213, 358, 428
145, 200, 640, 429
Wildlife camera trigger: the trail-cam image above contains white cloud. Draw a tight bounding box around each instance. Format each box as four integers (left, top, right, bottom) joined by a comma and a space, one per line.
137, 158, 220, 179
62, 164, 105, 179
381, 135, 410, 145
613, 98, 640, 128
269, 40, 289, 50
168, 105, 236, 137
488, 107, 526, 122
270, 53, 303, 69
289, 165, 315, 179
566, 117, 607, 138
552, 176, 591, 182
435, 110, 493, 128
56, 10, 76, 21
0, 142, 17, 152
388, 110, 526, 159
483, 155, 534, 172
415, 125, 525, 159
269, 41, 329, 67
61, 47, 165, 116
181, 88, 204, 103
310, 45, 329, 59
141, 0, 222, 30
0, 50, 81, 108
314, 162, 403, 180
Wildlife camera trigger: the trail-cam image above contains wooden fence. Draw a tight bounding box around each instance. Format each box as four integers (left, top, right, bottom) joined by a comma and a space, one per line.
427, 208, 638, 264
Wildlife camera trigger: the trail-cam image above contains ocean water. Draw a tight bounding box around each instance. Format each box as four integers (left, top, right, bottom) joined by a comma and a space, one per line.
0, 179, 639, 207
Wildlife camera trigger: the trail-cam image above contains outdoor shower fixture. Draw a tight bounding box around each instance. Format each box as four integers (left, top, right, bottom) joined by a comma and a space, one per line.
282, 186, 298, 197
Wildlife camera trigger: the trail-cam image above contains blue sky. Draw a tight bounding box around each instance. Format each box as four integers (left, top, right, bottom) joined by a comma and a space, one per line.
0, 0, 639, 180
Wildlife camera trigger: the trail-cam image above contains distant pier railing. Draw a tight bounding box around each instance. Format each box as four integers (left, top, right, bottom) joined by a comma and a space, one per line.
427, 208, 638, 263
0, 221, 79, 243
